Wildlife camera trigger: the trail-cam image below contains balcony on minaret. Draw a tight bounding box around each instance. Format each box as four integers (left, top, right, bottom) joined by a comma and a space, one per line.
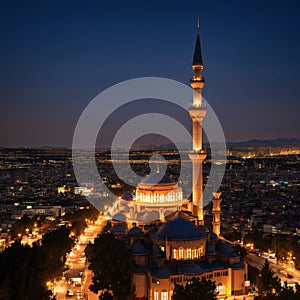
188, 101, 207, 111
190, 76, 205, 89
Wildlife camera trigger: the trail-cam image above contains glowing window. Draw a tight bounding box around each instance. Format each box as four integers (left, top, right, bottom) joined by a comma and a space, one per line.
199, 247, 203, 256
186, 248, 192, 259
216, 285, 225, 295
192, 248, 198, 259
154, 291, 159, 300
161, 291, 168, 300
173, 249, 177, 259
178, 248, 184, 259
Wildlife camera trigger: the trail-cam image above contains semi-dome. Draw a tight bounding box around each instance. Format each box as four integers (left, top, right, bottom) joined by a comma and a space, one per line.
128, 226, 143, 237
218, 242, 234, 255
178, 264, 203, 275
101, 225, 109, 234
152, 267, 170, 278
198, 261, 211, 272
137, 211, 160, 222
155, 213, 203, 241
121, 191, 133, 201
112, 213, 126, 223
210, 260, 225, 270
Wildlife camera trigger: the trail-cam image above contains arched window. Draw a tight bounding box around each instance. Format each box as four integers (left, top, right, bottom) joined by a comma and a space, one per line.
173, 248, 177, 259
192, 248, 198, 259
199, 247, 203, 257
186, 248, 192, 259
154, 291, 159, 300
178, 248, 184, 259
161, 291, 168, 300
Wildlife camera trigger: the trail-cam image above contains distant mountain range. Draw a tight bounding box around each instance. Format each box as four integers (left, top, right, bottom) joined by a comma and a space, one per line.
1, 138, 300, 150
128, 138, 300, 151
227, 138, 300, 147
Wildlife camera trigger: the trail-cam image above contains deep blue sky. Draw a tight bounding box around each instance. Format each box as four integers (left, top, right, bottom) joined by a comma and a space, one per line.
0, 0, 299, 147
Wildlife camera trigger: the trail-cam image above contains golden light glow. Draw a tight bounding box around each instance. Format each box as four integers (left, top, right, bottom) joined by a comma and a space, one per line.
193, 91, 202, 107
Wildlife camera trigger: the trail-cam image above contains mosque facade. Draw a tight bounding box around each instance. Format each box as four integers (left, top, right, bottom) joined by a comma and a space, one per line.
104, 22, 249, 299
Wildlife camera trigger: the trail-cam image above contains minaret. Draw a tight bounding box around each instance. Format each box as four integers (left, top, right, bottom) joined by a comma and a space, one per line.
212, 192, 222, 236
189, 18, 207, 225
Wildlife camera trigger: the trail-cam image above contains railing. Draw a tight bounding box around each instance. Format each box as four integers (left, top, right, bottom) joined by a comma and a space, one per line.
188, 101, 207, 110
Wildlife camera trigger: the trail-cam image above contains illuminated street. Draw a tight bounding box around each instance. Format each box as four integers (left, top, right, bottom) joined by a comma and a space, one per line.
53, 215, 106, 300
246, 253, 300, 287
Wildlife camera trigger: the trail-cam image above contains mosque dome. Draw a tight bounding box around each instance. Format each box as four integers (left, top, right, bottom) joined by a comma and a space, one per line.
121, 191, 133, 201
178, 264, 203, 275
218, 242, 234, 255
112, 213, 126, 223
155, 213, 203, 241
152, 267, 170, 278
128, 226, 143, 237
140, 173, 175, 186
137, 211, 160, 223
135, 171, 183, 205
101, 225, 109, 233
210, 260, 225, 270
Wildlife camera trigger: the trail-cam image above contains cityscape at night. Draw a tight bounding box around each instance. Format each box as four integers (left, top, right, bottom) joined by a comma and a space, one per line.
0, 1, 299, 300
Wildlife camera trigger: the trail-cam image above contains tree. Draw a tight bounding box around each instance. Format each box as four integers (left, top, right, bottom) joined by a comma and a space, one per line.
85, 233, 135, 300
99, 291, 114, 300
71, 220, 87, 237
0, 226, 74, 300
41, 226, 74, 278
0, 241, 49, 300
172, 277, 217, 300
234, 244, 247, 259
257, 260, 281, 297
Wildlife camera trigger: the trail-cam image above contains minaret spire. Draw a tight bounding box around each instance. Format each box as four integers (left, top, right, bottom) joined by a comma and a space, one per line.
192, 17, 203, 68
189, 19, 207, 225
191, 19, 204, 108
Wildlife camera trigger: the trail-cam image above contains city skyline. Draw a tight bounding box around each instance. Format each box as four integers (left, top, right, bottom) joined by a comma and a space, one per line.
0, 0, 299, 147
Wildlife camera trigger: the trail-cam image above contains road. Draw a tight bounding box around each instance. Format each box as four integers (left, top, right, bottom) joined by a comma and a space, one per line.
246, 253, 300, 286
53, 215, 107, 300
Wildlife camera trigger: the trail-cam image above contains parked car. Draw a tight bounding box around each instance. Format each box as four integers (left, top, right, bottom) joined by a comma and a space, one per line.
66, 290, 74, 297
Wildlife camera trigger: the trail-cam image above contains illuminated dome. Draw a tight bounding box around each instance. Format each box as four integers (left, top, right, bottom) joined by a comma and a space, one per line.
140, 173, 175, 186
135, 172, 183, 205
155, 214, 203, 241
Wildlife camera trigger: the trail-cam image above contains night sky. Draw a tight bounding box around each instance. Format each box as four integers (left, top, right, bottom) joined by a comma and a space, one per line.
0, 0, 299, 147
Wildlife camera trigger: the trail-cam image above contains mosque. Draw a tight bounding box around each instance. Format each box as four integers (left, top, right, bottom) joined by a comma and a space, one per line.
104, 22, 249, 299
